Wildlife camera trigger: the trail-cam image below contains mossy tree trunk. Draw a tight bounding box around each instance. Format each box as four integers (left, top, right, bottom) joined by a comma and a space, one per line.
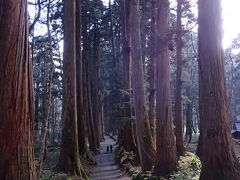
0, 0, 37, 179
198, 0, 240, 179
154, 0, 177, 176
129, 0, 155, 171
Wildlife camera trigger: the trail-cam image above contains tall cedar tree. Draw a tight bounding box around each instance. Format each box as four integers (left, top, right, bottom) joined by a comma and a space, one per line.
129, 0, 155, 171
198, 0, 240, 179
175, 0, 185, 156
0, 0, 37, 179
57, 0, 86, 177
76, 0, 94, 161
149, 0, 157, 146
82, 5, 98, 151
154, 0, 177, 176
118, 0, 137, 153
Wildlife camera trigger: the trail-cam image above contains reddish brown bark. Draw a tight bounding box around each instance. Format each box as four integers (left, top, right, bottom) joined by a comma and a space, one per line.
129, 0, 155, 171
76, 0, 93, 161
198, 0, 240, 179
0, 0, 37, 179
154, 0, 177, 176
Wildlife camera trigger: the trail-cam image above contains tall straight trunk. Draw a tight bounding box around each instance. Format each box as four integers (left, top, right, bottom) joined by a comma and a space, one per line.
35, 81, 40, 141
185, 87, 193, 143
149, 0, 156, 147
82, 12, 98, 151
140, 0, 147, 75
198, 0, 240, 179
129, 0, 155, 171
38, 0, 55, 177
109, 0, 117, 70
52, 99, 56, 144
91, 24, 101, 147
0, 0, 37, 179
75, 0, 94, 161
119, 0, 137, 153
57, 0, 86, 177
87, 81, 98, 151
154, 0, 177, 176
175, 0, 185, 156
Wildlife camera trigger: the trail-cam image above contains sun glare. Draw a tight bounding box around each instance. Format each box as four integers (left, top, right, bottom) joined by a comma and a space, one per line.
101, 0, 240, 49
222, 0, 240, 49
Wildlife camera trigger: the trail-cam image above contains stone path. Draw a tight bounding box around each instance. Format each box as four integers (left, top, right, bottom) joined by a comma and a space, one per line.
90, 136, 131, 180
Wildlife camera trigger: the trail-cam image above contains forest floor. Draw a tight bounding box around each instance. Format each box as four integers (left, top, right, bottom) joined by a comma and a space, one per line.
39, 133, 240, 180
39, 135, 130, 180
89, 135, 131, 180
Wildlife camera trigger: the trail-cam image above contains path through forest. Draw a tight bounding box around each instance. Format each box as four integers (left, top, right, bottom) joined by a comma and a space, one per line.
90, 136, 130, 180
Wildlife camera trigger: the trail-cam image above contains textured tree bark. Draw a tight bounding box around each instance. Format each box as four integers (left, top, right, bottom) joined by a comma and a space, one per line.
56, 0, 86, 177
154, 0, 177, 176
129, 0, 155, 171
175, 0, 185, 156
149, 0, 156, 147
91, 23, 101, 147
198, 0, 240, 179
118, 0, 137, 153
82, 9, 98, 152
0, 0, 37, 179
75, 0, 94, 162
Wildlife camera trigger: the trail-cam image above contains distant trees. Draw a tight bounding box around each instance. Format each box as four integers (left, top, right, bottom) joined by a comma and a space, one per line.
198, 0, 240, 179
0, 0, 36, 179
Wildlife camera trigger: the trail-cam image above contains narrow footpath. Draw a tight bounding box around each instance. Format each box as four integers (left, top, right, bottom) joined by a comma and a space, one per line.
90, 136, 131, 180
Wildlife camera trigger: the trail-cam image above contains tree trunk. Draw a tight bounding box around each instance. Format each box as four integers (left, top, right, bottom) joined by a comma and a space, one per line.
75, 0, 94, 162
154, 0, 177, 176
185, 87, 193, 143
175, 0, 185, 156
198, 0, 240, 179
149, 0, 156, 147
56, 0, 86, 177
82, 7, 98, 152
129, 0, 155, 171
0, 0, 37, 179
119, 0, 137, 153
91, 23, 101, 147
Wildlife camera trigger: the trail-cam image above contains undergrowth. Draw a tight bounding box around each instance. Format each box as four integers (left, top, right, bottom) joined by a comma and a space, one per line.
116, 147, 201, 180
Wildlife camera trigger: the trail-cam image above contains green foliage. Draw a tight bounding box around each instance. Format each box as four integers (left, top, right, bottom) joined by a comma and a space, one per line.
120, 150, 136, 164
169, 152, 201, 180
40, 172, 59, 180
